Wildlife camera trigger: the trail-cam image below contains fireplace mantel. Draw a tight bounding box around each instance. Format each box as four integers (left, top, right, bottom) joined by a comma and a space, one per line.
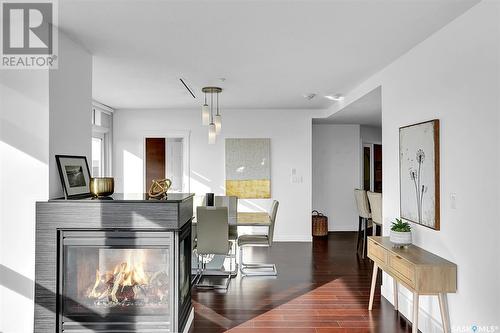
35, 193, 194, 333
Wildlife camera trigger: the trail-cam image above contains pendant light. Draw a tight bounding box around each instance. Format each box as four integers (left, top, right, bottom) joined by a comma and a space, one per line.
214, 91, 222, 134
201, 87, 222, 144
201, 92, 210, 126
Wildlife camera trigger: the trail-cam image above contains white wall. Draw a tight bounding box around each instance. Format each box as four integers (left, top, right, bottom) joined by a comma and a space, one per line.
166, 138, 184, 192
49, 33, 92, 198
360, 125, 382, 144
0, 32, 92, 332
312, 124, 361, 231
113, 108, 313, 241
326, 1, 500, 331
0, 70, 49, 333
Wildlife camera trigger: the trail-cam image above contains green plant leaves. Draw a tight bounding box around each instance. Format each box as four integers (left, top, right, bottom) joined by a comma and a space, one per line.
391, 218, 412, 232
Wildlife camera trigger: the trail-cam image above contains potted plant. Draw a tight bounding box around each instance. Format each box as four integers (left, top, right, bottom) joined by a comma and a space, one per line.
390, 218, 412, 247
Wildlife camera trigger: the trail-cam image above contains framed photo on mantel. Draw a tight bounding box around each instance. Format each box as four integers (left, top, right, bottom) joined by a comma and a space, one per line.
399, 119, 440, 230
55, 155, 92, 199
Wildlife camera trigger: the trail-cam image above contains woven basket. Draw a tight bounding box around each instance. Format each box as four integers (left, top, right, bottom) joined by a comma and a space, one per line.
312, 210, 328, 237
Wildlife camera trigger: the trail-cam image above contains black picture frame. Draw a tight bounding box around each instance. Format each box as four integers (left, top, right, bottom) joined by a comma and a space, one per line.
55, 155, 92, 199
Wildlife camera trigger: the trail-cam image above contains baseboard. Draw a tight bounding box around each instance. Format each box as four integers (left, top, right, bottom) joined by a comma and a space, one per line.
381, 279, 444, 333
273, 235, 312, 242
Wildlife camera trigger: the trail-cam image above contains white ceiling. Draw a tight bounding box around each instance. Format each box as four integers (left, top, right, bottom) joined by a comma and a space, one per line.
313, 86, 381, 126
59, 0, 479, 110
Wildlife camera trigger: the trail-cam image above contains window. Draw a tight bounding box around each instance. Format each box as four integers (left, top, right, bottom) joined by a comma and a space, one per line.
91, 102, 113, 176
91, 136, 103, 177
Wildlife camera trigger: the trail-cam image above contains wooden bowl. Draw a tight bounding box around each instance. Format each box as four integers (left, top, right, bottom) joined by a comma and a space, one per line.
90, 177, 114, 197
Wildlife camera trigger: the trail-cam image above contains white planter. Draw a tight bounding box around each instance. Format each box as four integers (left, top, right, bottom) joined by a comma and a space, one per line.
390, 230, 412, 246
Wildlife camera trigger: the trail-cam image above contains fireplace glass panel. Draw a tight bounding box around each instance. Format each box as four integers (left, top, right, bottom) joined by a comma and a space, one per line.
61, 232, 173, 330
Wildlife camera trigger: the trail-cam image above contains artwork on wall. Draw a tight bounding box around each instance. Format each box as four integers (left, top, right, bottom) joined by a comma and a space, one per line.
399, 120, 440, 230
225, 138, 271, 198
55, 155, 92, 199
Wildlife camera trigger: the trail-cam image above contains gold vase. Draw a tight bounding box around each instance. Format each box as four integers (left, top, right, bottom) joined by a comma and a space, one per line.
90, 177, 114, 197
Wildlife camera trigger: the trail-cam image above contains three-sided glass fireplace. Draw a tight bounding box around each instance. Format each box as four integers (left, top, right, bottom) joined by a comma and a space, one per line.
59, 231, 175, 332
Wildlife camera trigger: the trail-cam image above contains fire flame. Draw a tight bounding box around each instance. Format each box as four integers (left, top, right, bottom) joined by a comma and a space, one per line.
113, 250, 149, 286
88, 249, 150, 302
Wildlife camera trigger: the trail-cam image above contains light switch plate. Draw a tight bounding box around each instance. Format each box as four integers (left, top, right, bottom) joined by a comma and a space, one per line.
450, 193, 457, 209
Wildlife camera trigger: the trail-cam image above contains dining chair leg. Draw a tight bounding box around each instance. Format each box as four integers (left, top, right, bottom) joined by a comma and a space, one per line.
239, 245, 277, 276
191, 252, 201, 285
228, 241, 238, 277
195, 253, 232, 290
362, 218, 367, 258
357, 216, 362, 250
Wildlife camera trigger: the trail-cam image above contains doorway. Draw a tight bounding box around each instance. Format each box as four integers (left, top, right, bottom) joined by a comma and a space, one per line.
363, 143, 382, 193
145, 137, 186, 193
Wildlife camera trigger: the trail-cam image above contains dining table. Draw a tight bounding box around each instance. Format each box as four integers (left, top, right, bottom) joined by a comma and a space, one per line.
192, 211, 271, 226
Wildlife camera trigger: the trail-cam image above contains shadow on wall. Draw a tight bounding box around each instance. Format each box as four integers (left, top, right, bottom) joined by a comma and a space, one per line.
0, 264, 109, 329
0, 264, 34, 300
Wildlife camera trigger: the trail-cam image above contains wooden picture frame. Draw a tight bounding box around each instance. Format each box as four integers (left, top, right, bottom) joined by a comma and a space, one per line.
399, 119, 440, 230
55, 155, 92, 199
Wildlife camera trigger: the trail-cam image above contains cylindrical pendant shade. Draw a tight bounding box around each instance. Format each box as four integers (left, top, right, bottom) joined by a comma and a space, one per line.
208, 123, 216, 144
202, 104, 210, 125
214, 114, 222, 134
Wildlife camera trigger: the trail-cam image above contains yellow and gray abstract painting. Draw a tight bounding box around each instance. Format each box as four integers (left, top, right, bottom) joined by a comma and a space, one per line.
225, 138, 271, 198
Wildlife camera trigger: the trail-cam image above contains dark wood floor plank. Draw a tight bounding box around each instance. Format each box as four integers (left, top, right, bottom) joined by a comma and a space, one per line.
190, 232, 414, 333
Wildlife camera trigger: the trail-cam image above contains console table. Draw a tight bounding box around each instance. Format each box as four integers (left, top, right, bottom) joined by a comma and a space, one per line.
367, 236, 457, 333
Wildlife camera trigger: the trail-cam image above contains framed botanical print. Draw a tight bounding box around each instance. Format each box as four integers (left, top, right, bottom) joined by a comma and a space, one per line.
399, 120, 440, 230
55, 155, 92, 199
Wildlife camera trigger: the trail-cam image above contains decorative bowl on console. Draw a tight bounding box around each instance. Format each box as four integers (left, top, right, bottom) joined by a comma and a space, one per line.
90, 177, 114, 197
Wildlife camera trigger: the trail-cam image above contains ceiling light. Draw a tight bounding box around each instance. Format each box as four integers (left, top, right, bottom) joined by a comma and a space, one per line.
325, 94, 345, 101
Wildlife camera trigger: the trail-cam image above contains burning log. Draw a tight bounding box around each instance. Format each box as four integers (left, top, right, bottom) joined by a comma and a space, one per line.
86, 258, 169, 307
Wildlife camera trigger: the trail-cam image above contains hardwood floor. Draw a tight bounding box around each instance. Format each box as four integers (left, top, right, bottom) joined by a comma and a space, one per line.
190, 232, 415, 333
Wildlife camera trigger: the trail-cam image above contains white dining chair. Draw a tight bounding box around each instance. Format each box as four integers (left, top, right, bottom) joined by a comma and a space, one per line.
194, 206, 234, 290
354, 189, 372, 258
238, 200, 279, 276
367, 191, 382, 236
214, 196, 239, 241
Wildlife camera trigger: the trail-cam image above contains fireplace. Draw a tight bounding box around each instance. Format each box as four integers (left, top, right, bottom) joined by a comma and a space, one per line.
59, 231, 176, 331
35, 194, 194, 333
